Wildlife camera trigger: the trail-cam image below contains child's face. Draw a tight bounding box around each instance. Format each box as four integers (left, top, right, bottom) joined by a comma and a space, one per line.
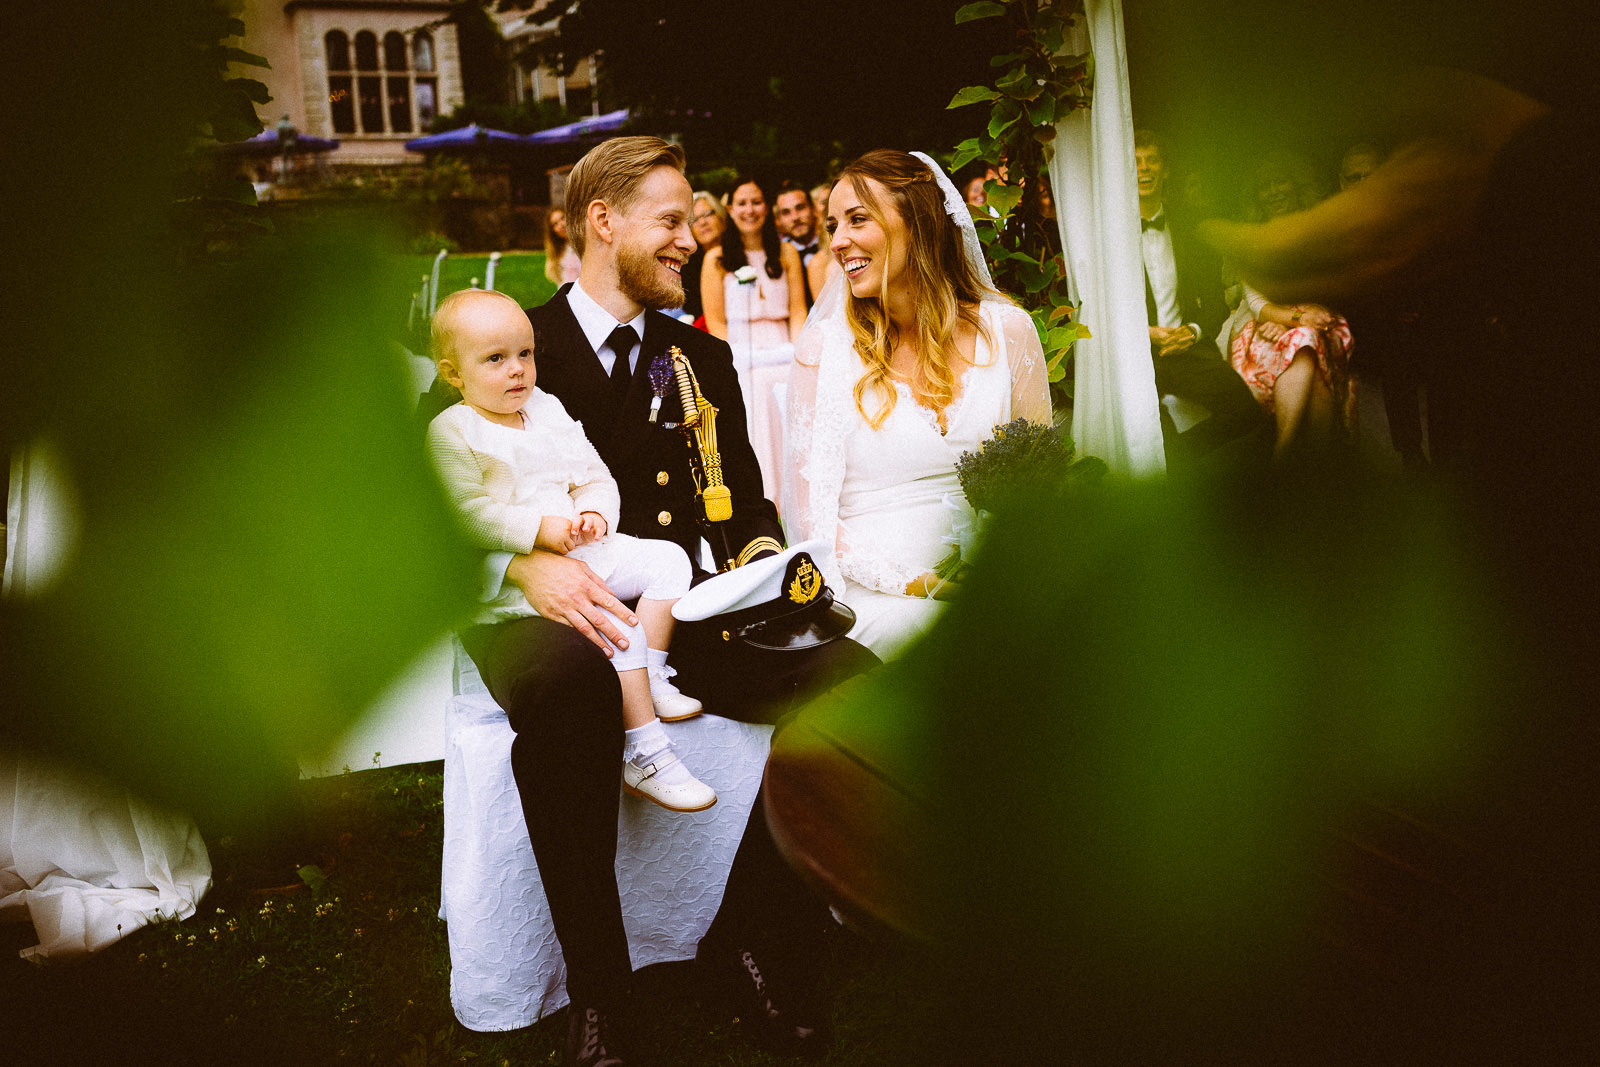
439, 298, 537, 425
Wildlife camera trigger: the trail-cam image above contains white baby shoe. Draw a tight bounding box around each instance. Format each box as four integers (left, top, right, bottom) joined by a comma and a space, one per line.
648, 663, 703, 722
623, 747, 717, 813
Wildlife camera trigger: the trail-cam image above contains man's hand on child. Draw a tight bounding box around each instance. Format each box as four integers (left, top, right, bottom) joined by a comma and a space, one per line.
535, 516, 577, 554
576, 512, 608, 544
505, 551, 637, 656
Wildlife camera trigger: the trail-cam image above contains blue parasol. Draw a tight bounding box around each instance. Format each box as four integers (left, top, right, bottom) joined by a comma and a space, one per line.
521, 109, 632, 145
405, 123, 529, 153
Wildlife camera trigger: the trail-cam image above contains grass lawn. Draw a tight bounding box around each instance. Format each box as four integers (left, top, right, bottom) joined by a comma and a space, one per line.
398, 252, 561, 315
2, 762, 934, 1065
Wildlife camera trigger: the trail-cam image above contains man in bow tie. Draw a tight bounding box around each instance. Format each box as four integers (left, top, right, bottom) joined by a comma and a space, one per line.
1137, 130, 1265, 460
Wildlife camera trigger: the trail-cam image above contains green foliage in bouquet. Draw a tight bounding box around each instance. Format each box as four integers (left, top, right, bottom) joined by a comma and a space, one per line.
957, 418, 1105, 513
947, 0, 1091, 404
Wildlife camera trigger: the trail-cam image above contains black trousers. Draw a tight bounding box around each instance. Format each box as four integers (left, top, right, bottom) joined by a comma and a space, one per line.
1152, 345, 1268, 460
460, 614, 878, 1010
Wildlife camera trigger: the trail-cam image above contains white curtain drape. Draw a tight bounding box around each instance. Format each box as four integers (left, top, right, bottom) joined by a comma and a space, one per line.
1050, 0, 1165, 477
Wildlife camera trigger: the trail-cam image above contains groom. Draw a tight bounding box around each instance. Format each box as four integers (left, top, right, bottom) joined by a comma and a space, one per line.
457, 136, 876, 1066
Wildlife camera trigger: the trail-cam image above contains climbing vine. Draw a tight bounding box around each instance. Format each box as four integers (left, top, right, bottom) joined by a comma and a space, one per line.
947, 0, 1091, 398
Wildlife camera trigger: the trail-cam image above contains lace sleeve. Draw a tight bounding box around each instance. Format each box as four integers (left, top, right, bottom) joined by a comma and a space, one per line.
837, 549, 926, 596
783, 272, 853, 591
994, 301, 1053, 425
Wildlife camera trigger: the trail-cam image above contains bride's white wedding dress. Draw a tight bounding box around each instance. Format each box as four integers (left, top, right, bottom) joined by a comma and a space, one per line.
787, 298, 1051, 660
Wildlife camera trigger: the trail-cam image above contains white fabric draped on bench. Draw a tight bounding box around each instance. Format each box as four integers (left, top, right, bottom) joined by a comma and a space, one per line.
439, 642, 773, 1031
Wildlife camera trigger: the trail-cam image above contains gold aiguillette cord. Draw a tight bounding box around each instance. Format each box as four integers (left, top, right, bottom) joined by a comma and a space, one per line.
669, 347, 733, 522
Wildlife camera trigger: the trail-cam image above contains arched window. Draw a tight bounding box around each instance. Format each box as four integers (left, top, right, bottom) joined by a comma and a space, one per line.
353, 32, 383, 133
325, 31, 355, 134
383, 31, 408, 71
413, 31, 438, 128
384, 32, 412, 133
354, 31, 379, 71
325, 31, 350, 71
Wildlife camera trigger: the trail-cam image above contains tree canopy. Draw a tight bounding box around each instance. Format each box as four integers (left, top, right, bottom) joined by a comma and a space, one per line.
501, 0, 1010, 173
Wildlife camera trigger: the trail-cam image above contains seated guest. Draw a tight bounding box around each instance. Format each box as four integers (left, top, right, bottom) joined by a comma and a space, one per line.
1228, 150, 1357, 457
427, 288, 716, 813
680, 190, 726, 324
1134, 130, 1266, 462
544, 208, 581, 286
807, 181, 836, 297
428, 136, 877, 1065
775, 180, 821, 305
787, 149, 1051, 661
701, 176, 806, 501
775, 180, 820, 266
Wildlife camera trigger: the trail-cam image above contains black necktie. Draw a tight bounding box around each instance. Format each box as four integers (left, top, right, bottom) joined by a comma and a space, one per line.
1141, 214, 1166, 232
606, 324, 638, 401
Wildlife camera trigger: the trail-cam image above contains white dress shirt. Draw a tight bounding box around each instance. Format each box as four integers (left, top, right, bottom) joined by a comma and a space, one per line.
565, 279, 649, 376
1140, 210, 1183, 330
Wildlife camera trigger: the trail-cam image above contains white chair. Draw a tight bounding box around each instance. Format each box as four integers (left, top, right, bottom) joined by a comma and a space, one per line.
439, 639, 772, 1031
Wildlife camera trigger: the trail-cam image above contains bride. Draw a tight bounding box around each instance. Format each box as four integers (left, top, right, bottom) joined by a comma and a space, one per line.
785, 150, 1052, 660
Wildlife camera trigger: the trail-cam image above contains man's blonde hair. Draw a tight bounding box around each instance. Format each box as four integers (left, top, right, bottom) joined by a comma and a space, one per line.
564, 136, 686, 257
431, 288, 528, 368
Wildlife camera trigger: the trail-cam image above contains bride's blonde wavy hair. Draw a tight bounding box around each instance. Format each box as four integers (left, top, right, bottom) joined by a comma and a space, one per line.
834, 150, 997, 429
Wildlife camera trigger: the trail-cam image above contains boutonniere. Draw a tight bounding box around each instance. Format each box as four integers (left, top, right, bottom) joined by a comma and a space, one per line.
733, 266, 758, 285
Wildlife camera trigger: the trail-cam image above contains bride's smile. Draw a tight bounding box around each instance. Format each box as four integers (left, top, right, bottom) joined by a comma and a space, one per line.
825, 178, 908, 304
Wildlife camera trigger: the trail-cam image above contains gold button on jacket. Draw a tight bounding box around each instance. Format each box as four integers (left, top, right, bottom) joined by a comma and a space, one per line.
657, 510, 672, 526
655, 470, 669, 485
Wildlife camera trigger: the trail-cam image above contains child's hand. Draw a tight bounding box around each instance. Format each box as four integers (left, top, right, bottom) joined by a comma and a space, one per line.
535, 515, 577, 554
576, 512, 608, 545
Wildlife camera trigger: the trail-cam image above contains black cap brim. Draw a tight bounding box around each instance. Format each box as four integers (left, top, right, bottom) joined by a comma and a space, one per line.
737, 594, 857, 651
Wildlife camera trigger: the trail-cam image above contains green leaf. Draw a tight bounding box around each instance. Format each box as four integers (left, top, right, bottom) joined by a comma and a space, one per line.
1047, 325, 1079, 350
948, 85, 1000, 110
223, 47, 271, 69
1033, 126, 1058, 145
224, 16, 246, 37
990, 51, 1026, 67
950, 137, 985, 173
955, 1, 1008, 24
1027, 95, 1057, 127
995, 66, 1032, 93
1042, 22, 1066, 54
988, 103, 1021, 141
227, 77, 272, 105
1047, 303, 1074, 325
986, 183, 1023, 218
298, 864, 329, 894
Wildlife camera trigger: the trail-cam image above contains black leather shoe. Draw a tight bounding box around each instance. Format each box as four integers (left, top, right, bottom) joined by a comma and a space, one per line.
563, 1005, 630, 1067
697, 942, 831, 1058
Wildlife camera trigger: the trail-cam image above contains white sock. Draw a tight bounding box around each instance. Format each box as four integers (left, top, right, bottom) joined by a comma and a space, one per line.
623, 720, 669, 763
647, 648, 669, 673
623, 721, 697, 786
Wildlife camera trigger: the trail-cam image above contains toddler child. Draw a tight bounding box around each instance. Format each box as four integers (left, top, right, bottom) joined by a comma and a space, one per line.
427, 288, 715, 813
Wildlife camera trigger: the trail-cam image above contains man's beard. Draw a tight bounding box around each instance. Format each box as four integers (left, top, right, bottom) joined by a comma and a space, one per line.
617, 241, 684, 310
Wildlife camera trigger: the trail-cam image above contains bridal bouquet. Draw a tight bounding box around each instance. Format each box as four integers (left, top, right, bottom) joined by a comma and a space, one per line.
935, 419, 1103, 581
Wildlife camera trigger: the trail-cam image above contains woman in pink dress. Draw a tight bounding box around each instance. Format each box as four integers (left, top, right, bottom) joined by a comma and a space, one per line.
1228, 151, 1356, 457
701, 177, 806, 504
542, 208, 581, 286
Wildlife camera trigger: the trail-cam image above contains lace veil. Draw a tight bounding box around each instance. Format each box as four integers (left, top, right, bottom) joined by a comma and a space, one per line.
783, 152, 1045, 592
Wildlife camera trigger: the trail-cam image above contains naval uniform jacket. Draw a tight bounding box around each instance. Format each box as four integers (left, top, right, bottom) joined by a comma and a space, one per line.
526, 285, 783, 576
